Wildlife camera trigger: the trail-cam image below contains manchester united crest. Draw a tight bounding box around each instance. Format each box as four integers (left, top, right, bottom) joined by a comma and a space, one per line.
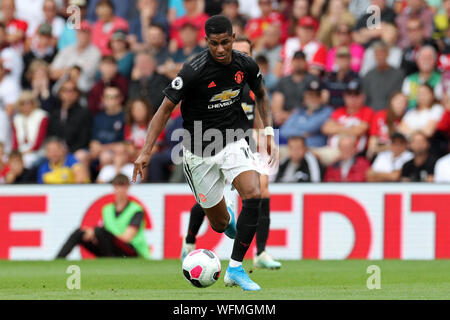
234, 71, 244, 84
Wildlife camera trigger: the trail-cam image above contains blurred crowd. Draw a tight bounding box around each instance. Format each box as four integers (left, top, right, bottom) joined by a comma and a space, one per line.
2, 0, 450, 184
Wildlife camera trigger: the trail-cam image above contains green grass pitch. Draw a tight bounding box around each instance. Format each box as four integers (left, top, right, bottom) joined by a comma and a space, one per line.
0, 259, 449, 300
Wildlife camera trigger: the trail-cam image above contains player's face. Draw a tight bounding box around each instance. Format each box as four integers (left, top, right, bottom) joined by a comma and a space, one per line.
206, 32, 235, 65
232, 41, 251, 56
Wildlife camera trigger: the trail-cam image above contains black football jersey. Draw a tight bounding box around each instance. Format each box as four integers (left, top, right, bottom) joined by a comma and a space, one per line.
163, 49, 263, 156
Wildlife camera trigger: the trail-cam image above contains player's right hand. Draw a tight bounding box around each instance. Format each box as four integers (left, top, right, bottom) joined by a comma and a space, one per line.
132, 153, 151, 183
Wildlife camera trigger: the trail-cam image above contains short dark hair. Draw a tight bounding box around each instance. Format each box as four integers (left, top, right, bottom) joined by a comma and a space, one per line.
293, 50, 306, 60
391, 132, 407, 144
148, 22, 165, 33
205, 15, 233, 37
101, 55, 116, 64
112, 173, 130, 186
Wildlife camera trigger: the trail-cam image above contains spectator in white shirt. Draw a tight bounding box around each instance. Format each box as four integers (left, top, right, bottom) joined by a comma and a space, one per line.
0, 23, 24, 82
398, 83, 444, 138
50, 20, 101, 92
14, 0, 45, 38
26, 0, 65, 39
96, 143, 141, 183
238, 0, 260, 19
0, 58, 21, 116
367, 132, 414, 182
0, 107, 12, 154
434, 151, 450, 183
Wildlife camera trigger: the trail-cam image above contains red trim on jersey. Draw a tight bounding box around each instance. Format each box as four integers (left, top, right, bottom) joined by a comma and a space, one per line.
31, 116, 49, 151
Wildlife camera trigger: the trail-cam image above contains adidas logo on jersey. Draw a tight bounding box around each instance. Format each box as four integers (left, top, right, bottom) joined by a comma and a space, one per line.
208, 81, 216, 88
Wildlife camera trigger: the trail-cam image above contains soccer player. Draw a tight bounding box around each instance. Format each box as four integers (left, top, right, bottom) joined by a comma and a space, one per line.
133, 15, 276, 291
180, 36, 281, 270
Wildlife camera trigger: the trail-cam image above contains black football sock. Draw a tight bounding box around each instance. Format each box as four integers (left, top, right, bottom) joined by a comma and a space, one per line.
185, 203, 205, 244
256, 198, 270, 256
231, 198, 262, 262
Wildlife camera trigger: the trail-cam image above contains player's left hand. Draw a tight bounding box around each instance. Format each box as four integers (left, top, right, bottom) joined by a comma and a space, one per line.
132, 152, 151, 183
266, 135, 278, 167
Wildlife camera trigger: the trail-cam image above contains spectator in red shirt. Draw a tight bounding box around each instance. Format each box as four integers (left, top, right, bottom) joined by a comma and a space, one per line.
88, 55, 128, 115
245, 0, 285, 48
0, 142, 7, 183
433, 91, 450, 157
1, 0, 28, 50
324, 134, 371, 182
320, 79, 374, 165
3, 150, 33, 184
437, 91, 450, 138
124, 98, 155, 160
367, 92, 408, 159
279, 16, 327, 76
169, 0, 209, 53
91, 0, 129, 56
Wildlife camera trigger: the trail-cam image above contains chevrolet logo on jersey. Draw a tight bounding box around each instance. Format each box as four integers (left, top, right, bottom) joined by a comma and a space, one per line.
208, 89, 241, 109
210, 89, 241, 102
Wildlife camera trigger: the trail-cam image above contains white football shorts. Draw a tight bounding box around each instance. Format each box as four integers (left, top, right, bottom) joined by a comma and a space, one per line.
183, 138, 261, 208
253, 152, 272, 176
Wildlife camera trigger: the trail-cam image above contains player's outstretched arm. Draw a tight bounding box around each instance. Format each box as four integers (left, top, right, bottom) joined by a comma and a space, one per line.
254, 85, 276, 157
254, 85, 273, 129
132, 97, 177, 182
